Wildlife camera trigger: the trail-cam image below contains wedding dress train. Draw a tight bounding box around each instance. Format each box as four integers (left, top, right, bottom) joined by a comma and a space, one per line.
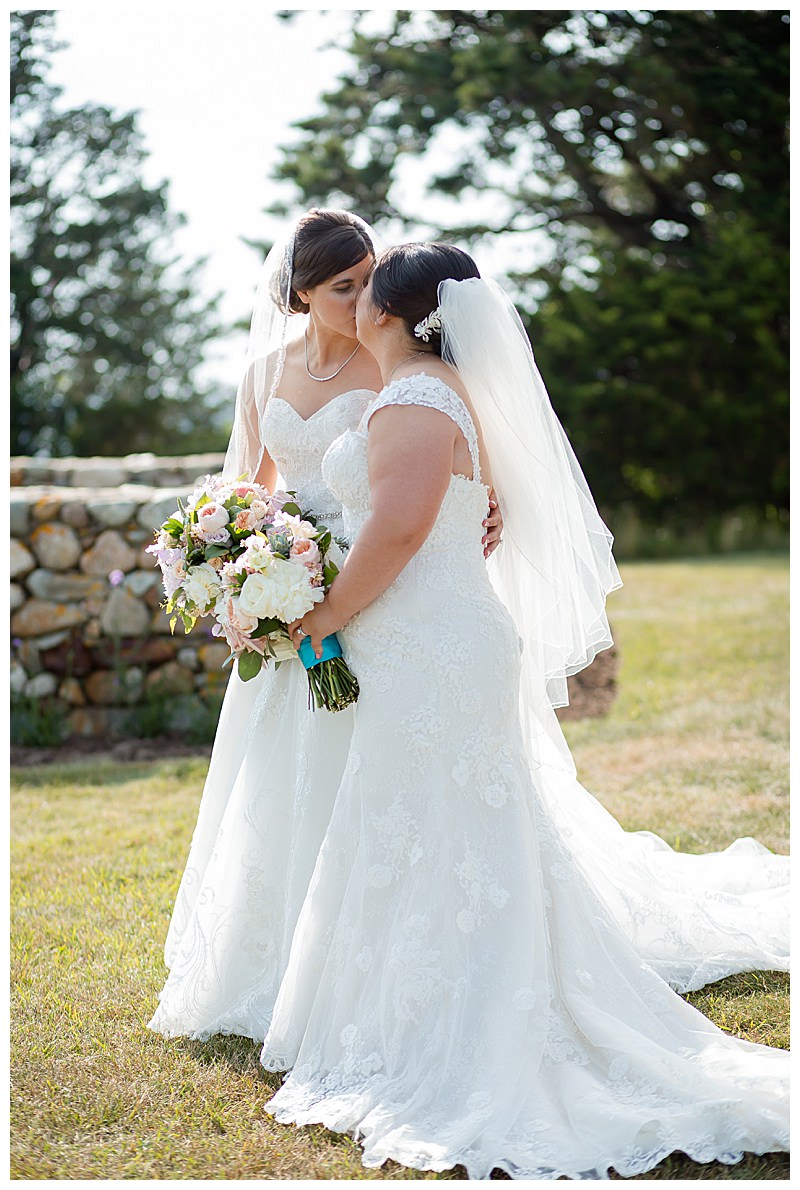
258, 376, 788, 1179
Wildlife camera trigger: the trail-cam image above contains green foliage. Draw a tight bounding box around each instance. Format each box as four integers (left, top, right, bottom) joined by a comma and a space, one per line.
273, 10, 788, 524
10, 12, 228, 457
124, 687, 225, 744
11, 694, 69, 747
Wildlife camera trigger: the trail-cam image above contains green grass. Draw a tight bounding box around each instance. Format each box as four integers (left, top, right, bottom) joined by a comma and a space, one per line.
10, 555, 789, 1180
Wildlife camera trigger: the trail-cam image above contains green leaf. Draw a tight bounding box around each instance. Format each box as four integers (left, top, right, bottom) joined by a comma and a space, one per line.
322, 562, 339, 585
281, 501, 302, 517
204, 544, 229, 559
237, 650, 264, 681
250, 617, 284, 638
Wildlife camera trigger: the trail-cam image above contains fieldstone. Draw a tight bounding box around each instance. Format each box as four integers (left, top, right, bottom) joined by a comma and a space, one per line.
14, 639, 41, 674
31, 496, 64, 525
85, 668, 143, 706
10, 661, 28, 696
195, 670, 230, 697
136, 493, 185, 532
11, 540, 36, 579
67, 706, 129, 738
24, 672, 58, 699
90, 499, 138, 528
10, 498, 29, 536
84, 619, 103, 641
60, 501, 91, 529
26, 569, 107, 602
33, 629, 71, 651
10, 461, 25, 487
177, 646, 200, 671
80, 529, 136, 575
30, 523, 82, 571
40, 636, 94, 677
198, 641, 231, 672
101, 588, 150, 637
11, 600, 88, 638
124, 569, 160, 597
144, 581, 165, 610
145, 660, 194, 696
69, 464, 124, 488
90, 637, 176, 668
17, 463, 52, 485
10, 583, 24, 612
58, 677, 87, 706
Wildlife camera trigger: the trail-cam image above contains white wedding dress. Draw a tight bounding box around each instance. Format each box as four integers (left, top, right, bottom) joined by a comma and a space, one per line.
258, 376, 788, 1179
149, 389, 376, 1039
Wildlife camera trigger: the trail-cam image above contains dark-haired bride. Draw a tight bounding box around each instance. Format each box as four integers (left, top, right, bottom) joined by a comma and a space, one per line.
261, 242, 789, 1178
148, 209, 504, 1040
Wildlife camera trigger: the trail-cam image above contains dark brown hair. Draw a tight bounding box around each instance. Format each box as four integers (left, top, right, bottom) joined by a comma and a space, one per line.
272, 208, 374, 315
369, 243, 480, 354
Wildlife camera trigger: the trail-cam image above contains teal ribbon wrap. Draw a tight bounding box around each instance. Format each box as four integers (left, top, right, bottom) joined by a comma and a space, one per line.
298, 633, 343, 670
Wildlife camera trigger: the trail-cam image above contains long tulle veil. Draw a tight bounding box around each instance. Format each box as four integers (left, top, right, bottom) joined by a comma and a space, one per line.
438, 276, 622, 764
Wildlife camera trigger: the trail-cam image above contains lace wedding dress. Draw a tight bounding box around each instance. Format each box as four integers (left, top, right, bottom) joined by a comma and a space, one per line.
148, 389, 376, 1040
260, 376, 788, 1179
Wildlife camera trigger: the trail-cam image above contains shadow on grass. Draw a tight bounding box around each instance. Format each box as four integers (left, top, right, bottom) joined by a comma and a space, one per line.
11, 756, 208, 791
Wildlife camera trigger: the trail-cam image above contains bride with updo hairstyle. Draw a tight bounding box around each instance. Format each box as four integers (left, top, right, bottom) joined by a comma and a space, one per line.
148, 214, 505, 1045
266, 239, 788, 1178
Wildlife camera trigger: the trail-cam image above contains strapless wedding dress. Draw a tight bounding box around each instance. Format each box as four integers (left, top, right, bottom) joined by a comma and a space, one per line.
148, 389, 375, 1040
259, 376, 788, 1179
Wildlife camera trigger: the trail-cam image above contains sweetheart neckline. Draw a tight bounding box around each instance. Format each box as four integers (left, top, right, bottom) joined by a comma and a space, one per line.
269, 390, 377, 425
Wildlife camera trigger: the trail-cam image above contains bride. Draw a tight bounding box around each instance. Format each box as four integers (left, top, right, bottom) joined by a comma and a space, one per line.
148, 208, 504, 1039
264, 241, 789, 1178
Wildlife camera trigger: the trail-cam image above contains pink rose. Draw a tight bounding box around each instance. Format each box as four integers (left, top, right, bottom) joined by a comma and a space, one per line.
289, 537, 321, 568
196, 501, 229, 538
235, 509, 256, 532
212, 596, 269, 654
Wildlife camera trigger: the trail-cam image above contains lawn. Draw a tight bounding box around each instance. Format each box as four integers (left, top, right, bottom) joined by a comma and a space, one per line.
10, 554, 789, 1180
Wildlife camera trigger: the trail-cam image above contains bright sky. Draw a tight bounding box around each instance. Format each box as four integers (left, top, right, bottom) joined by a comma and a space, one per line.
46, 7, 378, 383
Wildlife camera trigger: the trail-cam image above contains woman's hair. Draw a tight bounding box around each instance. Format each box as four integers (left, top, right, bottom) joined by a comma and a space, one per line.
272, 208, 374, 315
369, 242, 480, 355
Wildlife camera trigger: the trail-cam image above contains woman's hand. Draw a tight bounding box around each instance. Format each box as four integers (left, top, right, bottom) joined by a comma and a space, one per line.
482, 488, 504, 557
287, 600, 342, 661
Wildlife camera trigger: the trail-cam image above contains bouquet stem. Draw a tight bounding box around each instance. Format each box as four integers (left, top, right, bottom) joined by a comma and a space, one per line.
298, 634, 359, 712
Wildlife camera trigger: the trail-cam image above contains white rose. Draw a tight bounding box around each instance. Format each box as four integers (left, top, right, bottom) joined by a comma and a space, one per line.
238, 558, 317, 622
240, 535, 273, 570
182, 562, 222, 611
195, 501, 230, 538
277, 512, 317, 541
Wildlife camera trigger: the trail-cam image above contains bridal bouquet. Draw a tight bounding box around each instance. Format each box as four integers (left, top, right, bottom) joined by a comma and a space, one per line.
147, 475, 359, 712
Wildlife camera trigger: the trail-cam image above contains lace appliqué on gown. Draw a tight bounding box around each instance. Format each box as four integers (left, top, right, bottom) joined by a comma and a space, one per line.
259, 374, 788, 1180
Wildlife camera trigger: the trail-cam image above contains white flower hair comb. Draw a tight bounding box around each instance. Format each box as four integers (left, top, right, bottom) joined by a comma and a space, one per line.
414, 308, 443, 342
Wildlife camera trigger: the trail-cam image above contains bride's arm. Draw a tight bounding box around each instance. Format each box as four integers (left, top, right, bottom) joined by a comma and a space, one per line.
253, 445, 278, 492
289, 404, 455, 656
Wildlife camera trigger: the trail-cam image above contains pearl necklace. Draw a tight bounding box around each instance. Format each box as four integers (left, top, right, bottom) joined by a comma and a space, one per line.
304, 331, 361, 382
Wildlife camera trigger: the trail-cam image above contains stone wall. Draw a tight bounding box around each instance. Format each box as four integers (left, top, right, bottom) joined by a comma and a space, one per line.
11, 451, 617, 741
11, 453, 228, 739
